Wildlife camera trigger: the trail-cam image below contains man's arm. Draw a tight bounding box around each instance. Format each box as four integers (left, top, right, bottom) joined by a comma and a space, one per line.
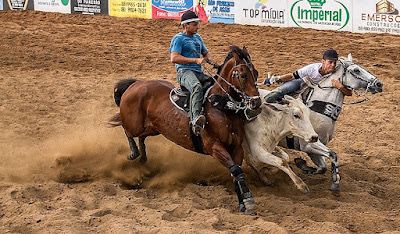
170, 52, 203, 65
278, 73, 295, 83
332, 79, 352, 96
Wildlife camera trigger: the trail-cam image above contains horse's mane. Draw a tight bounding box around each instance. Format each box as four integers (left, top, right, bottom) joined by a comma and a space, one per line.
217, 45, 251, 74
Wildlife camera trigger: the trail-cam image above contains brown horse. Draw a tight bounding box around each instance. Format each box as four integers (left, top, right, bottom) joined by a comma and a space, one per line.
109, 45, 261, 214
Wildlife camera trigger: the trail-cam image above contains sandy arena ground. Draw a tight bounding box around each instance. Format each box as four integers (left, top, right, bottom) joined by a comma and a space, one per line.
0, 11, 399, 233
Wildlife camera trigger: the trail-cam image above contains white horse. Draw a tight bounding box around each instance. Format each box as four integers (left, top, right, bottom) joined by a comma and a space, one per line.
244, 91, 327, 192
279, 54, 383, 192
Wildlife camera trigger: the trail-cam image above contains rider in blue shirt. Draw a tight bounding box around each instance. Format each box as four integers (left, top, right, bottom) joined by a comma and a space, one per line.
169, 10, 213, 135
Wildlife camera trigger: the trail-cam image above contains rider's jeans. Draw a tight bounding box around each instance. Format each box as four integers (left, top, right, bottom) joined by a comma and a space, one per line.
177, 69, 209, 121
277, 78, 304, 95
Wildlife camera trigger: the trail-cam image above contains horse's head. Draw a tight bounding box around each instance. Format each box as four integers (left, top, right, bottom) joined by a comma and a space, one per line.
264, 94, 318, 143
339, 54, 383, 94
217, 45, 261, 116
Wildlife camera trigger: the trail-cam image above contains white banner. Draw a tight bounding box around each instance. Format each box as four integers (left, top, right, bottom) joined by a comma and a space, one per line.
0, 0, 3, 10
353, 0, 400, 34
34, 0, 71, 13
203, 0, 235, 24
234, 0, 288, 27
288, 0, 352, 31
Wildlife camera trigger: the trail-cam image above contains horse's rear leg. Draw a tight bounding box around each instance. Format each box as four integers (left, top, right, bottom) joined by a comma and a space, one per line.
138, 136, 147, 164
125, 131, 140, 161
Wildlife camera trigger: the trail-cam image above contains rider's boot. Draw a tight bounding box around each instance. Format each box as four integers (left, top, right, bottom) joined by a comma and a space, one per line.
264, 91, 285, 103
265, 79, 305, 103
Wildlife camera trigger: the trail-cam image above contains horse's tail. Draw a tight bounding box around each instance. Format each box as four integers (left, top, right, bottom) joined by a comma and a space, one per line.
107, 112, 122, 127
114, 78, 137, 107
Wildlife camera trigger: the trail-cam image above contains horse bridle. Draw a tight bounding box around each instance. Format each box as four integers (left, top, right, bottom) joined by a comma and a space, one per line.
318, 60, 378, 94
203, 56, 260, 118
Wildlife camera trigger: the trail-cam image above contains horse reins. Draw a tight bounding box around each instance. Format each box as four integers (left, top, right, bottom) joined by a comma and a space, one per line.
203, 58, 257, 113
317, 60, 378, 105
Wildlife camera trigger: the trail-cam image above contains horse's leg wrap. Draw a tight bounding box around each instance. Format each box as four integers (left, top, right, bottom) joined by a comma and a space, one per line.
329, 151, 340, 192
229, 165, 255, 213
125, 132, 140, 160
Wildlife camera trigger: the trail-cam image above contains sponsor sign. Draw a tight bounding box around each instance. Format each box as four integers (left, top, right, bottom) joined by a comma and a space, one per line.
71, 0, 108, 14
235, 0, 288, 27
5, 0, 31, 10
152, 0, 193, 20
34, 0, 71, 13
204, 0, 235, 24
353, 0, 400, 34
109, 0, 151, 18
288, 0, 352, 31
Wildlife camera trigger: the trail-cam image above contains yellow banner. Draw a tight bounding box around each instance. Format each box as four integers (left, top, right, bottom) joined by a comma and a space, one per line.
109, 0, 151, 18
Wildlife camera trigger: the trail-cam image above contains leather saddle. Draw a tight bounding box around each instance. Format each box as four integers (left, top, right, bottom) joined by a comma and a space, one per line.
169, 80, 215, 114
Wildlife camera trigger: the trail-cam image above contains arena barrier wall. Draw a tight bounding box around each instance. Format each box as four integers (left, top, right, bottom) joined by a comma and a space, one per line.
1, 0, 399, 35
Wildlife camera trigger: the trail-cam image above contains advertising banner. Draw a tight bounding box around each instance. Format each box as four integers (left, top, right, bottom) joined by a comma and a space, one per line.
71, 0, 108, 14
235, 0, 288, 27
353, 0, 400, 34
109, 0, 151, 18
5, 0, 32, 10
152, 0, 193, 20
288, 0, 352, 31
203, 0, 235, 24
34, 0, 71, 13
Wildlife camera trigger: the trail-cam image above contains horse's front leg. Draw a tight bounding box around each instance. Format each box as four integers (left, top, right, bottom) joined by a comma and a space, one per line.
210, 142, 256, 215
301, 141, 340, 193
298, 140, 328, 174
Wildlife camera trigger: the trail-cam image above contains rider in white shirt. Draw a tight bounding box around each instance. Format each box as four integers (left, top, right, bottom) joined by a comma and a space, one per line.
263, 48, 352, 102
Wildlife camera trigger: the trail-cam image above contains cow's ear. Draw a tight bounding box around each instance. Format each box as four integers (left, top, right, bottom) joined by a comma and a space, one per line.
264, 102, 287, 112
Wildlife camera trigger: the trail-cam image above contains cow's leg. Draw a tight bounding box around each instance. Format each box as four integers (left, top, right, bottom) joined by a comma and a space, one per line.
243, 139, 274, 186
251, 144, 309, 193
272, 147, 310, 193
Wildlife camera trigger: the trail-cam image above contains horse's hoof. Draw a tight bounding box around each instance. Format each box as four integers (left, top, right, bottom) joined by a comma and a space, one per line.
127, 153, 140, 161
301, 185, 310, 193
139, 156, 147, 164
238, 203, 246, 213
330, 183, 340, 195
243, 209, 257, 216
243, 198, 256, 212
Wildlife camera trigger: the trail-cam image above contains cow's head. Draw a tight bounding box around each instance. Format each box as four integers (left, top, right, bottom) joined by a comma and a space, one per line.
264, 95, 318, 143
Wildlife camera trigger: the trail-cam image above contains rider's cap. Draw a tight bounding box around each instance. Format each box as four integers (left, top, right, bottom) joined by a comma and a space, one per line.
181, 10, 200, 25
323, 48, 339, 60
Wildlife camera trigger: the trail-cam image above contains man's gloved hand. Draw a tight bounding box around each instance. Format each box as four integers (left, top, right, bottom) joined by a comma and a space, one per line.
263, 74, 281, 86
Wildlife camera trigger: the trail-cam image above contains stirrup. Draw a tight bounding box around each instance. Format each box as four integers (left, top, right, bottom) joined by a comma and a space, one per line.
191, 115, 206, 135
